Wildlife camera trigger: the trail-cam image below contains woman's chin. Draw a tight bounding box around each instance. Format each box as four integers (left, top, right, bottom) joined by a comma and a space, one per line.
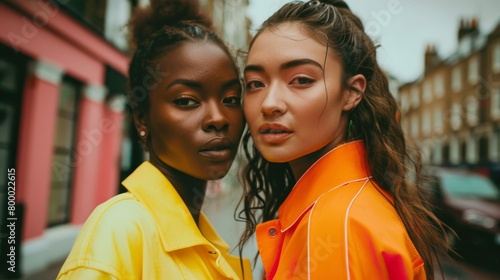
202, 169, 229, 181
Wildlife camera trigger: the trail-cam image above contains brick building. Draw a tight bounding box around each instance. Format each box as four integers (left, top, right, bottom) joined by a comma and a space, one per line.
399, 18, 500, 186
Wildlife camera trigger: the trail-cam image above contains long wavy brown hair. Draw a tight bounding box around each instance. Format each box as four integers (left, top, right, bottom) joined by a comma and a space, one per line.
237, 1, 451, 278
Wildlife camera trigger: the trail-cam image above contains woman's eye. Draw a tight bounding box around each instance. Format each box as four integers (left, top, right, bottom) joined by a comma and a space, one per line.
290, 76, 314, 85
223, 96, 241, 106
246, 81, 265, 90
173, 97, 198, 107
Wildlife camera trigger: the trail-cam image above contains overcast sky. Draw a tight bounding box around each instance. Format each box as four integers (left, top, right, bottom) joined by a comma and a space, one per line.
246, 0, 500, 83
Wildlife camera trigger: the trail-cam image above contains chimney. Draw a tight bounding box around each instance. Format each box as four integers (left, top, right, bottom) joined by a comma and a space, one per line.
424, 44, 439, 73
458, 17, 479, 41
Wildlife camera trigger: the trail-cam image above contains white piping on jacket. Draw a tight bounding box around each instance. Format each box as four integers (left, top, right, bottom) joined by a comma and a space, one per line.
344, 179, 369, 280
306, 177, 371, 280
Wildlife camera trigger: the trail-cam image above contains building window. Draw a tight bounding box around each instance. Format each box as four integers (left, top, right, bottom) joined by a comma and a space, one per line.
460, 141, 467, 164
452, 66, 462, 92
411, 114, 419, 138
401, 91, 409, 113
478, 136, 488, 164
104, 0, 132, 50
49, 77, 81, 226
492, 87, 500, 120
442, 144, 450, 165
466, 95, 479, 126
423, 80, 432, 104
432, 142, 442, 165
0, 48, 27, 229
60, 0, 107, 33
434, 107, 444, 134
401, 118, 409, 135
494, 130, 500, 162
468, 56, 479, 85
434, 74, 445, 98
411, 86, 419, 108
450, 103, 462, 130
466, 135, 477, 163
422, 109, 431, 136
450, 136, 460, 164
421, 142, 432, 165
494, 43, 500, 73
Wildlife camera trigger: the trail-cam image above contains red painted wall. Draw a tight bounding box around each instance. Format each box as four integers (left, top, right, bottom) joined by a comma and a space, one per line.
1, 3, 130, 240
16, 75, 59, 240
0, 3, 129, 79
70, 97, 105, 225
96, 108, 125, 206
0, 5, 103, 84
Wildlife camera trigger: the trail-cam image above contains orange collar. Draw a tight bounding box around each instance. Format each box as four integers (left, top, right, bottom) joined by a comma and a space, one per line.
278, 140, 372, 231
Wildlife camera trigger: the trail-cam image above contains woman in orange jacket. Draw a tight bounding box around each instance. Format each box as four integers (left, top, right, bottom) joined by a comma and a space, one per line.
238, 0, 451, 279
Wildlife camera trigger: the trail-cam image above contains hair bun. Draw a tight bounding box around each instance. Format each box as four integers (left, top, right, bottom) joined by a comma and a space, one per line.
128, 0, 213, 50
151, 0, 212, 27
319, 0, 351, 10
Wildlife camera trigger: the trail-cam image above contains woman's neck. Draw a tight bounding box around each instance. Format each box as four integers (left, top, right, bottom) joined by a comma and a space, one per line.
289, 138, 346, 180
149, 152, 206, 226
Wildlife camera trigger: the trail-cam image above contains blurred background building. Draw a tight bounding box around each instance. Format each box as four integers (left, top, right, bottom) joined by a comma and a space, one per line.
398, 18, 500, 186
2, 0, 499, 279
0, 0, 251, 277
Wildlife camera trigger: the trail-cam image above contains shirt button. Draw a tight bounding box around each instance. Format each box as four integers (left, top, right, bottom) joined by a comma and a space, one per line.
268, 227, 278, 237
208, 250, 217, 254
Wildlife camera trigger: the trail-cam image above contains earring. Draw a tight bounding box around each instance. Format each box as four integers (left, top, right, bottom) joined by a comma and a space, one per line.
139, 130, 146, 137
347, 120, 353, 141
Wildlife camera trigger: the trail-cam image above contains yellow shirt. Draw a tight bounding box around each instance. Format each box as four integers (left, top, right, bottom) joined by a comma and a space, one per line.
57, 161, 251, 280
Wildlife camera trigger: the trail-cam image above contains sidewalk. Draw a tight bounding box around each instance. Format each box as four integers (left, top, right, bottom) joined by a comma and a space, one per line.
20, 259, 64, 280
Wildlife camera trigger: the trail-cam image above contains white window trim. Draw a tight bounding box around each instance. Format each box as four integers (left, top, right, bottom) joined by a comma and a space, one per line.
468, 56, 479, 85
493, 43, 500, 73
492, 88, 500, 120
466, 135, 478, 163
434, 107, 443, 134
423, 81, 432, 104
434, 74, 445, 98
466, 95, 479, 126
452, 66, 462, 93
422, 109, 431, 136
491, 131, 500, 161
432, 141, 442, 165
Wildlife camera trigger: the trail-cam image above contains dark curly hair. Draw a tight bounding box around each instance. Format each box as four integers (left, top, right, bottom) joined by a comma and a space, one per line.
237, 1, 451, 278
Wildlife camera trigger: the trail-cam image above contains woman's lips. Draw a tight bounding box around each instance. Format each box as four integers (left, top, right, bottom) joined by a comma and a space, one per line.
258, 123, 293, 144
199, 137, 233, 160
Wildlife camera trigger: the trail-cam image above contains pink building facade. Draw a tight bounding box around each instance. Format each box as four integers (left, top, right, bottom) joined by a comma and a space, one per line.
0, 1, 136, 276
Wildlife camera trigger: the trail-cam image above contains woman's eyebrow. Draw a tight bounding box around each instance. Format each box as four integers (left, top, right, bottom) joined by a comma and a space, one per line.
222, 78, 241, 89
244, 64, 264, 74
280, 58, 323, 71
244, 58, 323, 74
166, 79, 202, 90
221, 78, 241, 92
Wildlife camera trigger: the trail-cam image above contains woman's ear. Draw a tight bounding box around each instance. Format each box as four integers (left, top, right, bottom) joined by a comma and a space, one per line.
133, 110, 148, 137
342, 74, 366, 111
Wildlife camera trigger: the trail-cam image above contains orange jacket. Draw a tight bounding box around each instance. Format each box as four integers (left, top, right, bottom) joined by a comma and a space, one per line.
256, 141, 425, 279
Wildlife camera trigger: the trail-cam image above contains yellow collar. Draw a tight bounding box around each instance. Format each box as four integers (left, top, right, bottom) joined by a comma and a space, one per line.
121, 161, 230, 252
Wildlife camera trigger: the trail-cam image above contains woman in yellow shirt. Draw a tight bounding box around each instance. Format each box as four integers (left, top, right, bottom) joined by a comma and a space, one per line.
238, 0, 451, 279
57, 0, 250, 279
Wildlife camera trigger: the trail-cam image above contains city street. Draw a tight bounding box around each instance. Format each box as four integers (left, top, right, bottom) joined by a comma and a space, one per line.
18, 252, 500, 280
438, 253, 500, 280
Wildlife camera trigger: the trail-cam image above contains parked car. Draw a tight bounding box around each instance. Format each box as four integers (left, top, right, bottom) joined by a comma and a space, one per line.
422, 167, 500, 254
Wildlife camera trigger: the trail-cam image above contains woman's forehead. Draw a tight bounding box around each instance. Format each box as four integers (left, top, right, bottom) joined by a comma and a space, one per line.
248, 23, 338, 66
